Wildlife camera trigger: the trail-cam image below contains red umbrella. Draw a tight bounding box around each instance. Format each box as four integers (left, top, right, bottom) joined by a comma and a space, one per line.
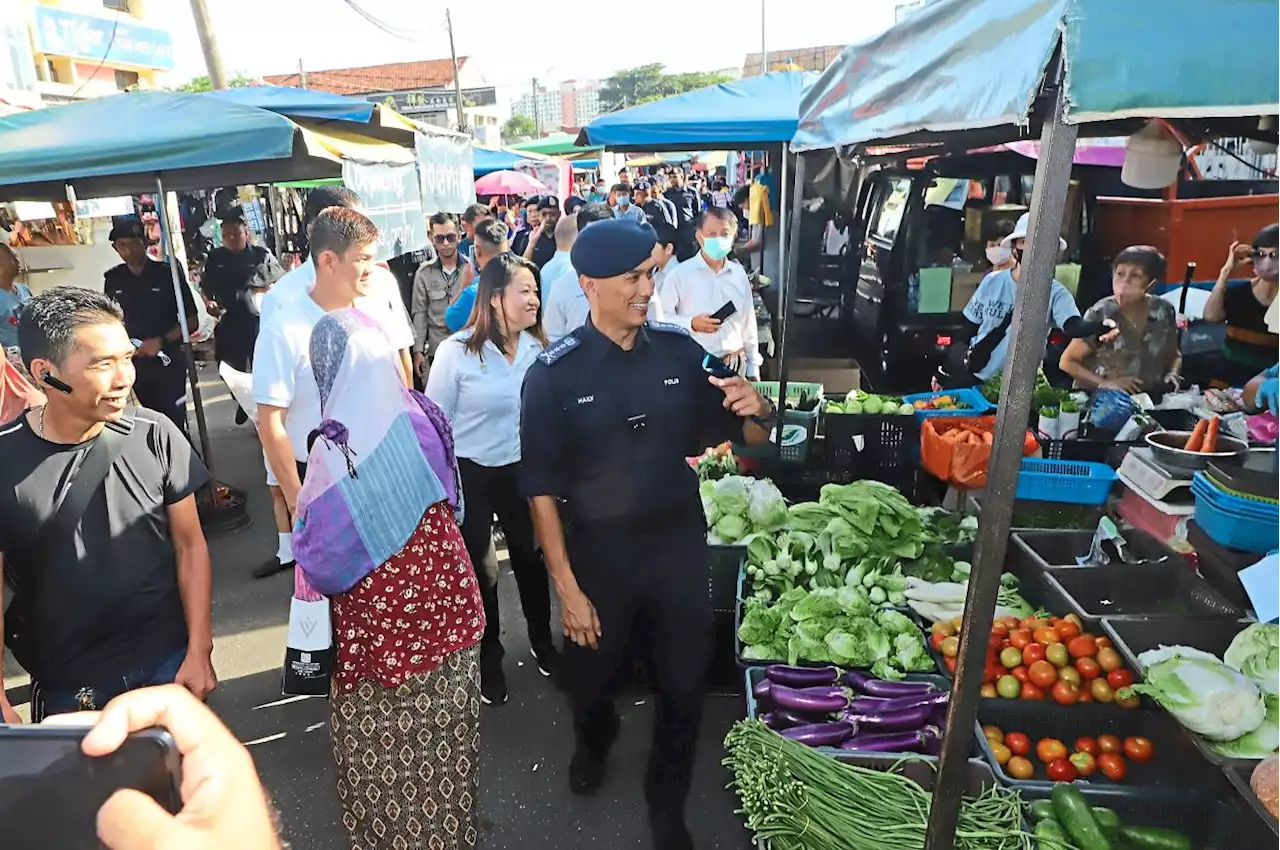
475, 169, 548, 196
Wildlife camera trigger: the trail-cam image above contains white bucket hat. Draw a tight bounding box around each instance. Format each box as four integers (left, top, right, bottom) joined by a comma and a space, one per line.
1001, 212, 1067, 252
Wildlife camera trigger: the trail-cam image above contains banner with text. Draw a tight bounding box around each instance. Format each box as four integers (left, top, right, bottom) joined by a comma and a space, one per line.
414, 132, 476, 214
341, 161, 428, 263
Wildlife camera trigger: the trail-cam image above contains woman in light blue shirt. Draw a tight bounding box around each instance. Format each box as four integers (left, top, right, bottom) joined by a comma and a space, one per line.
426, 253, 554, 706
0, 245, 32, 351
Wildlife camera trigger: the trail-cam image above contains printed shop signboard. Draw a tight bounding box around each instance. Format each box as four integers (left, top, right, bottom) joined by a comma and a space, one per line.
33, 6, 174, 71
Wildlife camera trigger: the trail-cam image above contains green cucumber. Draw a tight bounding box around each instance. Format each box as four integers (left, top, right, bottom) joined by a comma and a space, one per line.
1051, 784, 1112, 850
1035, 818, 1075, 848
1118, 826, 1192, 850
1091, 807, 1122, 839
1029, 799, 1058, 822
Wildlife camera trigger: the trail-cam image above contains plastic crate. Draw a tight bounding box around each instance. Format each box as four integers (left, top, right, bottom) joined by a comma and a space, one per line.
1010, 529, 1177, 571
902, 387, 993, 419
1045, 563, 1247, 620
1015, 458, 1118, 506
1187, 520, 1256, 613
822, 413, 919, 492
1116, 479, 1193, 546
1223, 761, 1280, 838
735, 425, 812, 464
709, 544, 745, 615
1037, 409, 1201, 465
1019, 783, 1275, 849
975, 700, 1213, 795
967, 493, 1109, 531
1192, 472, 1279, 553
742, 666, 953, 758
750, 380, 824, 428
1101, 617, 1258, 769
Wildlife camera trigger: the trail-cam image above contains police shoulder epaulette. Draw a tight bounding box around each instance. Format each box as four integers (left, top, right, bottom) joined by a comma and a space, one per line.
647, 321, 690, 337
538, 334, 581, 365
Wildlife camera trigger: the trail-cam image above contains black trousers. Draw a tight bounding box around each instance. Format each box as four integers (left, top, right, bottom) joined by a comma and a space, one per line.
457, 458, 553, 662
564, 512, 712, 815
133, 353, 189, 432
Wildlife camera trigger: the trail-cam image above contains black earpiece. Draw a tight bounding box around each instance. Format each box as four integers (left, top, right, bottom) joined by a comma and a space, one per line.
41, 373, 73, 395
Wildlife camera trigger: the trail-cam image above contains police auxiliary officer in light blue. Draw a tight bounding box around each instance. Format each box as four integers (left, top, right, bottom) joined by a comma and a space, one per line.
519, 218, 775, 849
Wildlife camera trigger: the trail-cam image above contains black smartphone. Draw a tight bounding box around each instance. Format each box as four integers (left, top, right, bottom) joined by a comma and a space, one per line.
701, 353, 739, 381
710, 300, 737, 322
0, 726, 181, 848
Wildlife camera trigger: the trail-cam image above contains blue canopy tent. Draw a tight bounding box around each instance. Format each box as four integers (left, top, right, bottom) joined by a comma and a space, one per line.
578, 70, 819, 151
783, 3, 1278, 845
473, 146, 535, 176
206, 84, 376, 123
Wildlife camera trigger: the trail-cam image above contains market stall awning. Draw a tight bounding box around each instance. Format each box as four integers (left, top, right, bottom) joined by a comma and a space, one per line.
206, 85, 459, 144
0, 91, 413, 200
473, 146, 533, 176
510, 133, 602, 157
792, 0, 1280, 152
579, 71, 819, 151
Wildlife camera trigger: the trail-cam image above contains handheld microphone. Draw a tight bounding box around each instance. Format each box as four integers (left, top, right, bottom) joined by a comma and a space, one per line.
41, 373, 73, 395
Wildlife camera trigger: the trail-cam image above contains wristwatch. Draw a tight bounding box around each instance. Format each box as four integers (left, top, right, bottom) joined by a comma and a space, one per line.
751, 394, 779, 431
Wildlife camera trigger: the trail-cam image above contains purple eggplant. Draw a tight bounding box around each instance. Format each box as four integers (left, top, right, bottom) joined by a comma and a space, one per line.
840, 703, 936, 733
779, 722, 853, 747
921, 725, 943, 756
753, 678, 773, 702
844, 670, 937, 698
758, 709, 826, 730
769, 683, 850, 714
765, 665, 840, 687
847, 690, 948, 716
839, 729, 931, 753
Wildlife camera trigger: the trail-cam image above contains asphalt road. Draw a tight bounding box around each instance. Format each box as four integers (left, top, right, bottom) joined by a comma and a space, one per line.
4, 366, 754, 850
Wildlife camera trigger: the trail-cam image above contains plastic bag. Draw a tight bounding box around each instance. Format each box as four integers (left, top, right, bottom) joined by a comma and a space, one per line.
1247, 412, 1278, 445
921, 416, 1038, 489
1251, 755, 1278, 818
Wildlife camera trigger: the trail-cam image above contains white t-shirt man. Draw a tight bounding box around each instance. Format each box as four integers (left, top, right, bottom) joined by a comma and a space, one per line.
661, 253, 761, 379
962, 268, 1079, 380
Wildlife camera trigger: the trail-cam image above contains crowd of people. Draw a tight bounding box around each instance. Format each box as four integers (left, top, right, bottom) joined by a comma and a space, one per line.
0, 175, 776, 850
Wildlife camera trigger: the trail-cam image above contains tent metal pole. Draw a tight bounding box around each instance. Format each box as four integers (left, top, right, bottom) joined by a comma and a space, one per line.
923, 59, 1078, 849
774, 149, 805, 459
154, 175, 215, 473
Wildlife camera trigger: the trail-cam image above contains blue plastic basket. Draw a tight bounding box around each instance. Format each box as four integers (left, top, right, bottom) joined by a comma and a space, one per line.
902, 387, 993, 419
1014, 458, 1118, 505
1192, 473, 1279, 553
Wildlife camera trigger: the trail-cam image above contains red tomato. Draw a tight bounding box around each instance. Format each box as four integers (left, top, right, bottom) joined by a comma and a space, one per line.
1069, 751, 1097, 777
1020, 682, 1045, 701
1114, 687, 1141, 709
1074, 736, 1099, 756
1023, 617, 1050, 632
1050, 680, 1079, 705
944, 655, 957, 673
1008, 629, 1033, 650
1022, 643, 1047, 666
1005, 732, 1031, 756
1075, 657, 1102, 681
1054, 620, 1081, 641
1076, 689, 1094, 703
1097, 753, 1126, 782
1036, 738, 1068, 764
1033, 627, 1060, 646
1097, 734, 1122, 754
980, 683, 998, 698
1095, 647, 1123, 673
1123, 737, 1154, 763
991, 622, 1010, 636
1012, 665, 1030, 683
987, 631, 1005, 651
1046, 757, 1078, 782
930, 630, 947, 651
1095, 636, 1113, 650
1106, 669, 1134, 690
1068, 636, 1099, 658
1028, 660, 1058, 689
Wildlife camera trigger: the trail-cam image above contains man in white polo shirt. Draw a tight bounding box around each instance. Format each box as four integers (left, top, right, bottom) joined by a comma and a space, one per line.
249, 188, 414, 579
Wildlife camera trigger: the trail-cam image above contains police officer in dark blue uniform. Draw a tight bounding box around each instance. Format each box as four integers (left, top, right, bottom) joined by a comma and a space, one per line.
520, 219, 775, 849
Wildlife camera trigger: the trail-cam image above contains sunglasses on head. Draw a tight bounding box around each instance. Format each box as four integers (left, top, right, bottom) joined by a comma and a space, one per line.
1253, 248, 1278, 260
432, 233, 458, 243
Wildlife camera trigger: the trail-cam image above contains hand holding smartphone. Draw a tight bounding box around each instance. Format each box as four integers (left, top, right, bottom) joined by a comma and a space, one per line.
709, 300, 737, 322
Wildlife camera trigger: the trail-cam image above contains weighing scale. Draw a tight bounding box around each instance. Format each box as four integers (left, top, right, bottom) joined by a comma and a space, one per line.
1119, 447, 1196, 501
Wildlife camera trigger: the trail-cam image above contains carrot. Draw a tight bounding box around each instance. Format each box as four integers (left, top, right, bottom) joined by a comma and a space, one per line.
1204, 417, 1220, 453
1184, 419, 1209, 452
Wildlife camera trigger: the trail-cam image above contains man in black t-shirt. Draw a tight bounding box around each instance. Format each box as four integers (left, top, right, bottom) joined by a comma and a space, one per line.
103, 220, 200, 431
0, 287, 215, 722
663, 170, 702, 262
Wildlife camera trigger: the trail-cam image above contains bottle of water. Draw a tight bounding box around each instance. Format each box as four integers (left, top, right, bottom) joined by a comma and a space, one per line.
907, 272, 920, 313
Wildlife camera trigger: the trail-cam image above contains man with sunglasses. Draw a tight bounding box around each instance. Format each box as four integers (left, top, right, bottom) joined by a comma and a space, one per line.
411, 213, 474, 382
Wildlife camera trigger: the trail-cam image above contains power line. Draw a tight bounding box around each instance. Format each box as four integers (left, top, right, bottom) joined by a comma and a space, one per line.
339, 0, 435, 42
67, 9, 121, 99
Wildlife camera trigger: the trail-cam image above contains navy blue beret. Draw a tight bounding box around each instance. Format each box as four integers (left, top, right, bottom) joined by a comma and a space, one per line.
571, 218, 657, 278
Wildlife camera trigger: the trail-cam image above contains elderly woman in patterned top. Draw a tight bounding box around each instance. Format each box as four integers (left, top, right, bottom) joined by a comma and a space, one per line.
1060, 246, 1181, 395
292, 308, 485, 850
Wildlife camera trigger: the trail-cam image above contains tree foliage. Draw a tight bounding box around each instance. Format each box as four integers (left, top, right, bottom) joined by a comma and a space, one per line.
502, 113, 537, 141
599, 64, 732, 111
173, 74, 255, 93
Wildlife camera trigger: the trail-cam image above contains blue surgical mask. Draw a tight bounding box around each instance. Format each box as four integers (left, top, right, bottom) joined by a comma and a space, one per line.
702, 235, 733, 261
616, 194, 631, 208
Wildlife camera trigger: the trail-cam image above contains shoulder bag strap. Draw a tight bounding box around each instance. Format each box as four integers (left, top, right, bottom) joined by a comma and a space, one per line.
965, 305, 1017, 378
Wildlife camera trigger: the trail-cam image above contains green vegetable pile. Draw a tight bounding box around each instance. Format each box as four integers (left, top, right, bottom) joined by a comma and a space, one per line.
738, 586, 933, 679
701, 475, 788, 544
1029, 784, 1191, 850
918, 507, 979, 546
825, 389, 915, 416
724, 719, 1031, 850
980, 367, 1066, 410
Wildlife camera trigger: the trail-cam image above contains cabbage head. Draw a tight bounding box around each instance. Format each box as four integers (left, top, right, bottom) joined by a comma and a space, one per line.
712, 476, 751, 517
746, 478, 788, 532
1133, 647, 1267, 742
713, 514, 749, 543
700, 479, 721, 527
1211, 693, 1279, 759
1224, 623, 1279, 696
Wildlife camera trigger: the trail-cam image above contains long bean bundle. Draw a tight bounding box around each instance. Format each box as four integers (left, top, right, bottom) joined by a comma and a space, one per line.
723, 720, 1030, 850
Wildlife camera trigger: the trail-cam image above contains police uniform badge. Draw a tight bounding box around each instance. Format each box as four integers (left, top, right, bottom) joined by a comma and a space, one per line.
539, 334, 580, 365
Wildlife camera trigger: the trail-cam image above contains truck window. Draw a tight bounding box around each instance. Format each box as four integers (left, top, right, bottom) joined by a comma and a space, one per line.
868, 177, 912, 242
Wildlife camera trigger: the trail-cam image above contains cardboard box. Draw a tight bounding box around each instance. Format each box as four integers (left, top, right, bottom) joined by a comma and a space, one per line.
951, 271, 985, 312
785, 358, 863, 395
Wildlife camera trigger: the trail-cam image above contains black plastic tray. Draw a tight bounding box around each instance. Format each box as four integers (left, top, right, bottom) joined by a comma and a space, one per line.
1100, 617, 1260, 769
1045, 562, 1247, 620
1223, 760, 1280, 838
708, 543, 745, 614
1021, 783, 1274, 849
1188, 519, 1257, 612
1010, 529, 1176, 570
976, 699, 1213, 796
967, 494, 1109, 531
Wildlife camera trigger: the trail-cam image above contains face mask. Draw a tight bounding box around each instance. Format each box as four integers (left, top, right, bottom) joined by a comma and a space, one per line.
1255, 255, 1279, 283
616, 194, 631, 208
986, 244, 1011, 266
701, 235, 733, 261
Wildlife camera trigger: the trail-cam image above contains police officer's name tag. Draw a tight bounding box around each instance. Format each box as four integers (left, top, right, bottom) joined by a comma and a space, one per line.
539, 335, 579, 365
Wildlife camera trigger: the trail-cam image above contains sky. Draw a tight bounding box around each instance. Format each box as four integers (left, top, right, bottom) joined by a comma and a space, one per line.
153, 0, 899, 99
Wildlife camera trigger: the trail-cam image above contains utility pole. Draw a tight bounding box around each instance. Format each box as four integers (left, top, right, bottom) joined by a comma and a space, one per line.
760, 0, 767, 74
188, 0, 228, 89
298, 58, 307, 89
532, 77, 542, 136
445, 9, 468, 134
